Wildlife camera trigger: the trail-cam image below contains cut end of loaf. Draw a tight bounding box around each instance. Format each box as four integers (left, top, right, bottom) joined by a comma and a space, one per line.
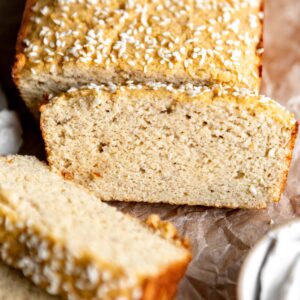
40, 84, 297, 209
0, 155, 191, 300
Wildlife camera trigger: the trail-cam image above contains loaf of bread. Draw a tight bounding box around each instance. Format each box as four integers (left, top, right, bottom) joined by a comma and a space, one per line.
40, 83, 298, 209
13, 0, 264, 116
0, 155, 191, 300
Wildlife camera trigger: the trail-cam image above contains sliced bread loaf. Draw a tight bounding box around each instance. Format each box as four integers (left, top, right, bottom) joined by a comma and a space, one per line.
13, 0, 264, 116
0, 155, 191, 300
40, 83, 298, 209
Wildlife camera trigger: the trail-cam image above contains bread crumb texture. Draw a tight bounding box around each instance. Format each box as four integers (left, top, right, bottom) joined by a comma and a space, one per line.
0, 155, 191, 300
15, 0, 263, 115
40, 83, 298, 209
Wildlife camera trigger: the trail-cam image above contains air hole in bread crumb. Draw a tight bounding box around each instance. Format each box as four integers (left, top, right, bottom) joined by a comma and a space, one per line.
119, 3, 125, 9
56, 117, 73, 126
186, 114, 191, 119
140, 168, 146, 174
203, 121, 208, 126
63, 159, 72, 168
59, 131, 66, 139
235, 172, 245, 179
98, 143, 108, 153
160, 107, 173, 114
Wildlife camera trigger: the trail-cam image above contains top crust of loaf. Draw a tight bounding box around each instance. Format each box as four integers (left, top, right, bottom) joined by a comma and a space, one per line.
41, 83, 296, 127
13, 0, 263, 95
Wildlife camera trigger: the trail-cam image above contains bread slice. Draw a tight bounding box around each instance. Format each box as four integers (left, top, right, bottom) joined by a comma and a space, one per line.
13, 0, 264, 116
0, 262, 56, 300
0, 155, 191, 300
40, 83, 298, 209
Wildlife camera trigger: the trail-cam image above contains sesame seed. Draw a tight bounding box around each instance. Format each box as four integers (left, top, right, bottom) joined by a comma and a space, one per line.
249, 186, 258, 196
268, 148, 276, 158
256, 48, 264, 54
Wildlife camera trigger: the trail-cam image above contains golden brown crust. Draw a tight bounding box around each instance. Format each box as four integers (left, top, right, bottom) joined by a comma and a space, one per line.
13, 0, 264, 99
257, 0, 265, 84
141, 256, 191, 300
12, 0, 37, 86
0, 204, 190, 300
140, 215, 191, 300
276, 121, 299, 201
145, 215, 190, 250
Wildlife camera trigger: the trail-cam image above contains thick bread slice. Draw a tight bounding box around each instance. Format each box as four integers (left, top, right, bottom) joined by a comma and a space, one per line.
0, 155, 191, 300
40, 83, 298, 209
13, 0, 264, 116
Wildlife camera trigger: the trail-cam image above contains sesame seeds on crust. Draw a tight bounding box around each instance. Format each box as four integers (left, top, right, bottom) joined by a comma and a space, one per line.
0, 207, 143, 300
0, 155, 192, 300
22, 0, 263, 90
47, 81, 295, 127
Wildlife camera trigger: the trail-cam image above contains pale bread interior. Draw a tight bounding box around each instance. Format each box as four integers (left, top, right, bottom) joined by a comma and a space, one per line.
0, 156, 188, 279
41, 86, 295, 209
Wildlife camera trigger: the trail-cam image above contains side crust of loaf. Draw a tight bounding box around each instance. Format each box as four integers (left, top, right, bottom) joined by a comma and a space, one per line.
142, 215, 191, 299
277, 121, 299, 201
257, 0, 265, 81
12, 0, 36, 86
142, 259, 189, 300
13, 0, 44, 116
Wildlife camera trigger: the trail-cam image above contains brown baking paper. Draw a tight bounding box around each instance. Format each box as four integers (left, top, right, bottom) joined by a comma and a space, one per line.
0, 0, 299, 299
117, 1, 300, 299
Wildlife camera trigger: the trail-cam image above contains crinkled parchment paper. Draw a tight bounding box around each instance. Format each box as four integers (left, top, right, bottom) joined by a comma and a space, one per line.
0, 0, 299, 299
118, 1, 300, 299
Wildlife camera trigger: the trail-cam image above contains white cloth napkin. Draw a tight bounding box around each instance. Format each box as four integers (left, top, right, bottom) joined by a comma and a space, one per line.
0, 86, 22, 155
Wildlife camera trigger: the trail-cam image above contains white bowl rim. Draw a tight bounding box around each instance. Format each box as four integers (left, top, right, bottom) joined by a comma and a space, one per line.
237, 217, 300, 300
